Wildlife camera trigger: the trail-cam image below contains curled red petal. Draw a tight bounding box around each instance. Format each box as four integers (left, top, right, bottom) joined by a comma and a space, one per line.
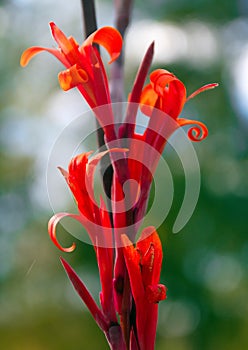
48, 212, 80, 252
84, 26, 122, 64
147, 69, 187, 119
178, 118, 208, 142
150, 69, 176, 96
58, 64, 88, 91
140, 83, 159, 116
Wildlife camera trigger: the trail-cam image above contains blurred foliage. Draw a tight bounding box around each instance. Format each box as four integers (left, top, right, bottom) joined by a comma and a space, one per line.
0, 0, 248, 349
136, 0, 239, 22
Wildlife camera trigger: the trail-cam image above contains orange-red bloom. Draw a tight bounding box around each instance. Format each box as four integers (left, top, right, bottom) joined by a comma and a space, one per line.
140, 68, 218, 122
48, 149, 126, 251
21, 23, 122, 138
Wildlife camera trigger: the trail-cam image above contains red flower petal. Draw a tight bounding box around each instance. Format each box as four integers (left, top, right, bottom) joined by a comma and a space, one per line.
150, 69, 176, 96
140, 83, 159, 116
137, 227, 163, 286
187, 82, 219, 101
178, 118, 208, 142
20, 46, 69, 68
84, 26, 123, 64
145, 284, 167, 303
121, 42, 155, 138
58, 64, 88, 91
141, 69, 187, 119
49, 22, 81, 65
48, 212, 79, 252
122, 234, 145, 300
60, 257, 109, 332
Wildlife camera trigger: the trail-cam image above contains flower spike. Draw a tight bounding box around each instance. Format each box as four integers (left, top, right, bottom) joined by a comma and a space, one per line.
21, 20, 218, 350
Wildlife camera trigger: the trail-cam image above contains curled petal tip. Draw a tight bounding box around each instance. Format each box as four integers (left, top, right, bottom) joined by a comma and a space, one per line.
48, 213, 77, 253
58, 65, 88, 91
179, 118, 208, 142
20, 51, 28, 67
60, 242, 76, 253
20, 47, 43, 67
88, 26, 123, 64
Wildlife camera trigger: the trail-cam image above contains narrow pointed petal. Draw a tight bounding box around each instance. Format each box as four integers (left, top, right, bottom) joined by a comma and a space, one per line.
49, 22, 74, 55
129, 42, 155, 105
60, 257, 109, 332
121, 42, 155, 138
84, 26, 123, 64
122, 234, 145, 300
178, 118, 208, 141
57, 166, 68, 179
66, 152, 95, 221
187, 83, 219, 101
20, 46, 69, 67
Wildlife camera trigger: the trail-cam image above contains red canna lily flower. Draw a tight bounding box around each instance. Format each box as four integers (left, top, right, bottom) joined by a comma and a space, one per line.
122, 227, 167, 350
138, 69, 218, 156
20, 23, 123, 141
21, 20, 218, 350
48, 148, 128, 250
140, 68, 218, 121
121, 68, 218, 226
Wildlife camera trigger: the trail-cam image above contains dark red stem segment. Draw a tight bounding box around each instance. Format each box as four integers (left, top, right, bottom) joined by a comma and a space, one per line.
120, 41, 155, 139
81, 0, 113, 213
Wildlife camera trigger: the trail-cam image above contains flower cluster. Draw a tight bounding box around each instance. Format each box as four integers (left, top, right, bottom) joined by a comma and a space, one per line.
21, 23, 217, 349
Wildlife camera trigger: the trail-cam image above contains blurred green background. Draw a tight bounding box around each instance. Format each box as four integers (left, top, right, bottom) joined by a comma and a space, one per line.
0, 0, 248, 349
